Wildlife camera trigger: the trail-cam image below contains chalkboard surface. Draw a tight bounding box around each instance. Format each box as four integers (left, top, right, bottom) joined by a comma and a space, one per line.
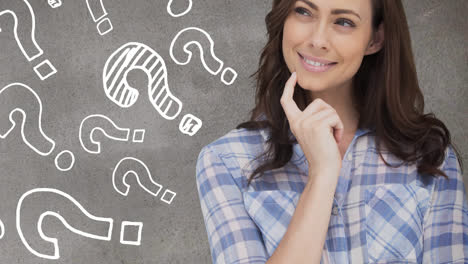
0, 0, 466, 263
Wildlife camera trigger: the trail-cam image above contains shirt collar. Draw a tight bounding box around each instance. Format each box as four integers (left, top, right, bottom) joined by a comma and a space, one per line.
289, 127, 374, 165
257, 113, 374, 165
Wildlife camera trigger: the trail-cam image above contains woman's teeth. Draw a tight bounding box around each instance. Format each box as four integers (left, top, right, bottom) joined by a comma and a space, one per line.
303, 57, 329, 67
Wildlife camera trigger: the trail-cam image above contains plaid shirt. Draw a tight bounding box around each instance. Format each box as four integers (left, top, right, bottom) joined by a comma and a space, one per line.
196, 119, 468, 263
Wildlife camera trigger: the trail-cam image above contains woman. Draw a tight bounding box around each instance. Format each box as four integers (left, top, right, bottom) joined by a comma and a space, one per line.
196, 0, 467, 263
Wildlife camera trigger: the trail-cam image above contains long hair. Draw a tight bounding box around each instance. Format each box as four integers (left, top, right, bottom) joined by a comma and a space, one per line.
236, 0, 464, 186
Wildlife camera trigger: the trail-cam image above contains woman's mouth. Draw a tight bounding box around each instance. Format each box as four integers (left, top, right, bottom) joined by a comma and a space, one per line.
298, 53, 337, 73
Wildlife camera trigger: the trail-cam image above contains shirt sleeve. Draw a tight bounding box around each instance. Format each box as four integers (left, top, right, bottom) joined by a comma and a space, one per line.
422, 145, 468, 263
195, 145, 268, 264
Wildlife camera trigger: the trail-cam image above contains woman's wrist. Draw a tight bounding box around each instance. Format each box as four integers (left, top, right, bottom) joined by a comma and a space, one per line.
307, 167, 340, 189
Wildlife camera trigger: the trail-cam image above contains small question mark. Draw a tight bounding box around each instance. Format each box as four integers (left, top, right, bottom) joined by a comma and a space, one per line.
112, 157, 177, 205
0, 218, 4, 239
47, 0, 62, 9
16, 188, 143, 259
0, 0, 57, 80
170, 27, 238, 85
103, 42, 202, 136
167, 0, 192, 17
79, 114, 145, 154
86, 0, 113, 35
0, 83, 75, 171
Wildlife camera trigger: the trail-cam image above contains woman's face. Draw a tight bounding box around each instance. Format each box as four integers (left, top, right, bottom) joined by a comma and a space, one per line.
282, 0, 381, 93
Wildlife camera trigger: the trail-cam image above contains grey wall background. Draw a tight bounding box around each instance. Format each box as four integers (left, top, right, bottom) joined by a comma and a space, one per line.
0, 0, 466, 263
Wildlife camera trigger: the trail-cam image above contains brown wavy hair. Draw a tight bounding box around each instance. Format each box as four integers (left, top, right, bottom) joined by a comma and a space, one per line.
236, 0, 464, 186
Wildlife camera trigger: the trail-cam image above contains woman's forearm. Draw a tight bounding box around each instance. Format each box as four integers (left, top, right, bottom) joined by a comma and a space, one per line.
266, 169, 339, 264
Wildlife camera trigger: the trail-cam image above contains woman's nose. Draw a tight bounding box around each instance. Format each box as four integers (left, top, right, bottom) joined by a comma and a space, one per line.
307, 21, 329, 50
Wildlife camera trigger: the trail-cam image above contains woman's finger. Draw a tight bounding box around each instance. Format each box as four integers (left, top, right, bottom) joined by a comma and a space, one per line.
301, 98, 331, 117
300, 108, 335, 125
280, 72, 301, 122
319, 112, 344, 144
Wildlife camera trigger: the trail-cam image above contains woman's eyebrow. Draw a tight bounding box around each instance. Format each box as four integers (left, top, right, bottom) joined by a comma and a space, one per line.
298, 0, 362, 20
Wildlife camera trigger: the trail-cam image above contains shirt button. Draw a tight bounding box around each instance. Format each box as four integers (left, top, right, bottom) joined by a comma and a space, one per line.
332, 206, 339, 215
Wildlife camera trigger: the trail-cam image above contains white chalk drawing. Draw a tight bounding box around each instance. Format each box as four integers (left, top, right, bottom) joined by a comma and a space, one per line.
0, 218, 4, 239
54, 150, 75, 172
169, 27, 237, 85
132, 129, 145, 143
79, 114, 145, 154
0, 83, 75, 171
167, 0, 192, 17
0, 0, 57, 80
103, 42, 183, 120
48, 0, 62, 8
160, 189, 177, 204
17, 188, 143, 260
86, 0, 113, 35
112, 157, 177, 205
0, 83, 55, 156
120, 221, 143, 246
179, 113, 202, 136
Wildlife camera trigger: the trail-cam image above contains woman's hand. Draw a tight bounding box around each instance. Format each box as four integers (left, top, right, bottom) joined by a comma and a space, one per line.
280, 72, 344, 180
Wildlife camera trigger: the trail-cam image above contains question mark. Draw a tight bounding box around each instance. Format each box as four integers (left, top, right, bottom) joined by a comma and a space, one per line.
167, 0, 192, 17
0, 83, 75, 171
79, 114, 145, 154
16, 188, 143, 260
0, 0, 57, 80
170, 27, 238, 85
103, 42, 203, 136
0, 218, 4, 239
86, 0, 113, 35
112, 157, 177, 205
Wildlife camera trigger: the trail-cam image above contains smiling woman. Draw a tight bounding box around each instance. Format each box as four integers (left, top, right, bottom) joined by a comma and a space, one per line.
195, 0, 467, 263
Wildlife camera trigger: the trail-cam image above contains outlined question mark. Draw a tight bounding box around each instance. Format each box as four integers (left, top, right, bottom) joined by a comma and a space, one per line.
170, 27, 237, 85
0, 0, 57, 80
0, 83, 75, 172
112, 157, 177, 205
17, 188, 143, 260
103, 42, 202, 136
79, 114, 145, 154
86, 0, 113, 35
0, 218, 4, 239
167, 0, 192, 17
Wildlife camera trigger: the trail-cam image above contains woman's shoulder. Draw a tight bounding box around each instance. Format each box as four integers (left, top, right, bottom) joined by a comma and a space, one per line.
195, 126, 271, 191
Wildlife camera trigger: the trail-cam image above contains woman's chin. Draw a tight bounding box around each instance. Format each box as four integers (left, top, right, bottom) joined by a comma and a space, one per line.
297, 78, 328, 92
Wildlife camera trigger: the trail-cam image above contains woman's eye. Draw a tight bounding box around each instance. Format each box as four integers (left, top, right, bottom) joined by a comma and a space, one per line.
336, 18, 355, 27
294, 7, 310, 16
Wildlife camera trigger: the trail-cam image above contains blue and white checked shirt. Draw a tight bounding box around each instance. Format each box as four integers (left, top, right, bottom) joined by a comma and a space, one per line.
196, 120, 468, 263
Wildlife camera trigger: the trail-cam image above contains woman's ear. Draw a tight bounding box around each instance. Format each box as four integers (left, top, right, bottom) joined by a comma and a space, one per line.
365, 23, 384, 55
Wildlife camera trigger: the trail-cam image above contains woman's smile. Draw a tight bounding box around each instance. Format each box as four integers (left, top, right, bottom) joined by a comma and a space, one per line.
298, 52, 338, 73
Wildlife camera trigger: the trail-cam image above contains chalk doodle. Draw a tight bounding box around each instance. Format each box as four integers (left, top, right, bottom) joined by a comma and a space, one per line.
0, 83, 75, 171
79, 114, 145, 154
0, 218, 4, 239
54, 150, 75, 172
170, 27, 237, 85
47, 0, 62, 9
112, 157, 177, 205
179, 113, 202, 136
103, 42, 182, 119
16, 188, 143, 260
103, 42, 203, 135
167, 0, 192, 17
85, 0, 113, 35
0, 0, 57, 80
